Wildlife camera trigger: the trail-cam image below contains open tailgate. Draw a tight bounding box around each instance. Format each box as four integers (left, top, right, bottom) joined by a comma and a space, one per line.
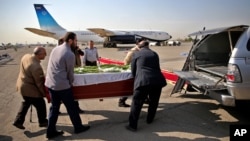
173, 71, 227, 92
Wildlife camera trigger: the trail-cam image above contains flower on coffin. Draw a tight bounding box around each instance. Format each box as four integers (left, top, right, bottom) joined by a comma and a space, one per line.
74, 64, 130, 74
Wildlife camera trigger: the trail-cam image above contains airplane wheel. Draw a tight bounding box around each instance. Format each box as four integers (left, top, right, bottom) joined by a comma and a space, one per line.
106, 43, 111, 48
112, 43, 117, 48
103, 43, 107, 48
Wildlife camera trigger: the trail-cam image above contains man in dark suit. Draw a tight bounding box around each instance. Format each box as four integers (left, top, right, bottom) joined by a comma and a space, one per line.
126, 40, 167, 131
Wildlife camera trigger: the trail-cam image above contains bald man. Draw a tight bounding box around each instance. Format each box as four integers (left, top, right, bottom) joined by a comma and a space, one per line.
13, 47, 48, 130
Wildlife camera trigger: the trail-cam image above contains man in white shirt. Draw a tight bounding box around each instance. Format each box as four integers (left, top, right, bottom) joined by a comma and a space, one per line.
83, 40, 99, 66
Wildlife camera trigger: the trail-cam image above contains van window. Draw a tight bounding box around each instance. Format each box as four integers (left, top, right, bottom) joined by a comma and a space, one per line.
194, 31, 243, 65
194, 32, 231, 65
247, 38, 250, 51
231, 31, 244, 48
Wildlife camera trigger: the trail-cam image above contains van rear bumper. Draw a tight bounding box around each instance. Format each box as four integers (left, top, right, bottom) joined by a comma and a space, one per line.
227, 83, 250, 100
207, 90, 235, 107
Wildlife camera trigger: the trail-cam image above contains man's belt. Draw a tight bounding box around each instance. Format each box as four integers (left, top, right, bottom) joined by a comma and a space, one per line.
86, 60, 96, 63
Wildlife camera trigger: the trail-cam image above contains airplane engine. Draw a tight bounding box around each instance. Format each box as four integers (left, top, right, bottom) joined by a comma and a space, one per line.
109, 35, 136, 44
103, 35, 136, 48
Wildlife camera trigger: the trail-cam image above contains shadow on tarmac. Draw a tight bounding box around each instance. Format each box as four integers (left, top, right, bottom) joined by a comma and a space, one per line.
34, 98, 250, 141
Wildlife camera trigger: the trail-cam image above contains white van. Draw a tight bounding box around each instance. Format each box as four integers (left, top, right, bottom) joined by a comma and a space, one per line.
171, 25, 250, 107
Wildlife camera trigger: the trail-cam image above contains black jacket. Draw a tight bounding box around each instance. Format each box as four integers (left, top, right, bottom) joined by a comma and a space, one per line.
131, 47, 167, 90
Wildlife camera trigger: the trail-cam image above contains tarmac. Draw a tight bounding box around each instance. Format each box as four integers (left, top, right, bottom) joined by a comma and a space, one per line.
0, 43, 250, 141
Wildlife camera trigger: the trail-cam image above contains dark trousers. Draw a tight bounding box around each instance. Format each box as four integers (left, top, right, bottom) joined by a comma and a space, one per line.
14, 96, 47, 125
59, 100, 82, 111
47, 88, 83, 133
86, 60, 97, 66
74, 101, 82, 111
129, 85, 162, 129
119, 96, 149, 103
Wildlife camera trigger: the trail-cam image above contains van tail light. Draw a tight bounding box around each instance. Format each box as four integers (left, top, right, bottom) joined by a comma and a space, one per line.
226, 64, 242, 83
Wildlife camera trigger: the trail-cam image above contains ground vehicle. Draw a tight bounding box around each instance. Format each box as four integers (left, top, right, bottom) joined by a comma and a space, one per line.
149, 42, 161, 46
167, 40, 181, 46
171, 25, 250, 107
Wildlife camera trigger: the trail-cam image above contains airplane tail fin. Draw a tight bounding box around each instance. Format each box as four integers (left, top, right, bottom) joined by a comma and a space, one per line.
34, 4, 65, 31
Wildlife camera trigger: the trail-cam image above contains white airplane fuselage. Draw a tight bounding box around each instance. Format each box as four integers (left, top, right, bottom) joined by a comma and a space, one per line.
25, 4, 172, 47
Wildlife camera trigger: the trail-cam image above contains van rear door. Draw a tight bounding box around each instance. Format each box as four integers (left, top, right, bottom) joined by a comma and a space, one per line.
171, 25, 248, 95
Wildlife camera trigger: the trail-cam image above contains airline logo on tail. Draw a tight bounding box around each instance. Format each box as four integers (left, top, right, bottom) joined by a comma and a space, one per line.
34, 4, 65, 31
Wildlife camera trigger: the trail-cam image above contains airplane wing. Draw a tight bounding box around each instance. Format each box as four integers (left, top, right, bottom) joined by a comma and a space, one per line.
87, 28, 116, 37
87, 28, 169, 41
134, 34, 170, 42
133, 34, 155, 41
25, 28, 56, 38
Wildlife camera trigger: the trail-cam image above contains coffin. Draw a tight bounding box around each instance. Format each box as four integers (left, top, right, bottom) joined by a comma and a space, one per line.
46, 72, 134, 102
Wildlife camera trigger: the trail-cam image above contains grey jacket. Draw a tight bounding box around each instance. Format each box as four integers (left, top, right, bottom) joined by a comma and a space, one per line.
45, 43, 75, 90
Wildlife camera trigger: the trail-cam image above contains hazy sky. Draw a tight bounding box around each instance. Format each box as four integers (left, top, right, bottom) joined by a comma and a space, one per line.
0, 0, 250, 44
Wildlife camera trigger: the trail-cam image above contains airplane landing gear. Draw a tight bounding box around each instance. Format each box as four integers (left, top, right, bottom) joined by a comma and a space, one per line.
103, 42, 117, 48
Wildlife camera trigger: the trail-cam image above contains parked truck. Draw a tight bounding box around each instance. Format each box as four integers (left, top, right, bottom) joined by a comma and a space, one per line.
171, 25, 250, 107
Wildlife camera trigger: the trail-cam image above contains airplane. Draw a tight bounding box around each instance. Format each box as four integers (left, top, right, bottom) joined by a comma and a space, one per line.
25, 4, 172, 47
1, 43, 13, 50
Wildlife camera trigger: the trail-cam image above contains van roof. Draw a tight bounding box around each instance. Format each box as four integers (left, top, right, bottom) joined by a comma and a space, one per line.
188, 25, 249, 37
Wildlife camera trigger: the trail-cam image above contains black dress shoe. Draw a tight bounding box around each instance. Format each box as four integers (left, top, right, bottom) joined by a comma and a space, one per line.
78, 109, 85, 113
39, 119, 48, 127
74, 125, 90, 134
39, 122, 48, 127
13, 122, 25, 130
146, 119, 153, 124
46, 130, 64, 139
125, 125, 137, 132
119, 102, 130, 107
144, 98, 150, 104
